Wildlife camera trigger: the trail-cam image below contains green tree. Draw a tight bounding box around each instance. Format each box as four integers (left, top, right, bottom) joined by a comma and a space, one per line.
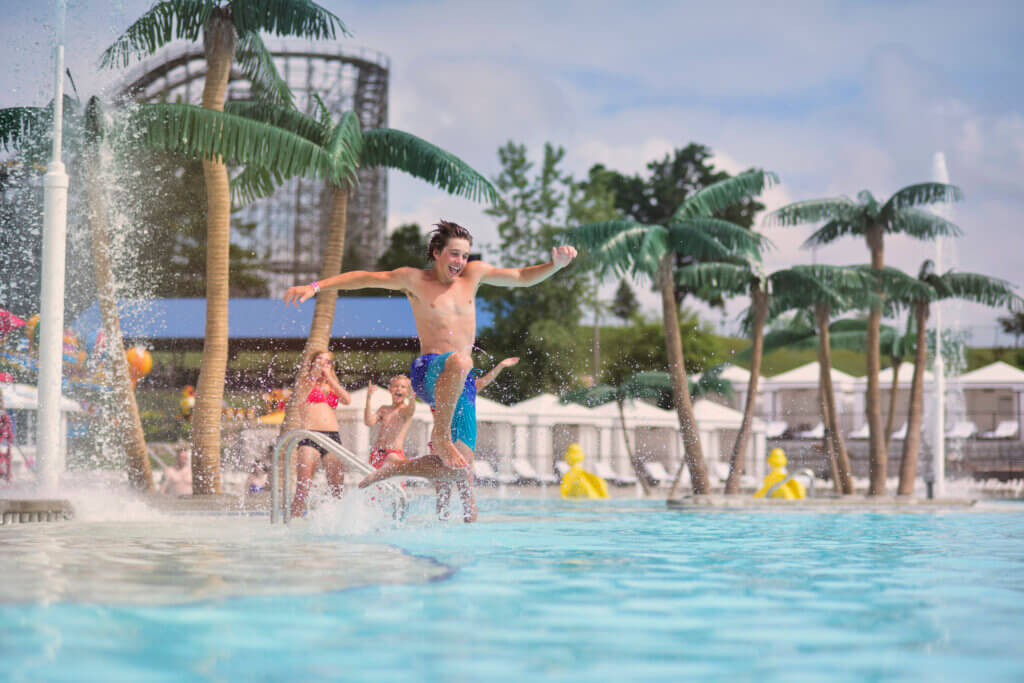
611, 279, 640, 324
478, 142, 588, 402
376, 223, 429, 271
102, 0, 348, 493
769, 183, 963, 495
998, 311, 1024, 347
568, 169, 775, 495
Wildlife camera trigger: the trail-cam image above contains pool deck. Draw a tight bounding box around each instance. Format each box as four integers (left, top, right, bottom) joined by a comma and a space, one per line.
666, 494, 979, 511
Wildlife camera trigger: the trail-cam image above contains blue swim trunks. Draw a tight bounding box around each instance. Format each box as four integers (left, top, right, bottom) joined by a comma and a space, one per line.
410, 352, 478, 451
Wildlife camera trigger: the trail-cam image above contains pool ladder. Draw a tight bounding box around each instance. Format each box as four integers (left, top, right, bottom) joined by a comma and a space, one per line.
270, 429, 409, 524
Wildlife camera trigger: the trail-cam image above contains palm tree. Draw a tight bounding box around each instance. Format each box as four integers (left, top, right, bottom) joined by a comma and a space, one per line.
769, 184, 963, 495
102, 0, 348, 494
223, 101, 498, 437
880, 262, 1021, 495
0, 95, 156, 491
561, 369, 732, 494
678, 262, 872, 493
567, 170, 776, 495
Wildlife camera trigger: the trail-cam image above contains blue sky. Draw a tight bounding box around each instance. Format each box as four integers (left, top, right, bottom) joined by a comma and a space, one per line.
2, 0, 1023, 341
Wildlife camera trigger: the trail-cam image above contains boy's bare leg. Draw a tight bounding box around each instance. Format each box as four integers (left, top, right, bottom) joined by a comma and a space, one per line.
358, 454, 466, 488
324, 454, 345, 498
431, 351, 472, 469
435, 482, 452, 520
455, 442, 477, 523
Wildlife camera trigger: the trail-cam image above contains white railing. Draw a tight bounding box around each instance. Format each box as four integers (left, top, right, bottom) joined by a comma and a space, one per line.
270, 430, 408, 524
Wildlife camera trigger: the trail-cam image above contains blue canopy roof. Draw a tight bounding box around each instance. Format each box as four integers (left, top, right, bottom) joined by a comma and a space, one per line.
71, 297, 494, 349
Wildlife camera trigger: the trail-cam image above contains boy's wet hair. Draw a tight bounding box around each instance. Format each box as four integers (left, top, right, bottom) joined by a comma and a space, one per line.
389, 374, 411, 385
427, 220, 473, 262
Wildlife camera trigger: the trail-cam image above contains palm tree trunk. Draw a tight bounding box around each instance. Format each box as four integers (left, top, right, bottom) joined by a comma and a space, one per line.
190, 14, 235, 495
865, 222, 888, 495
885, 360, 901, 443
818, 389, 841, 491
592, 304, 600, 384
280, 185, 350, 436
897, 302, 929, 495
83, 147, 153, 492
725, 284, 767, 494
618, 400, 650, 494
816, 303, 854, 493
660, 256, 709, 497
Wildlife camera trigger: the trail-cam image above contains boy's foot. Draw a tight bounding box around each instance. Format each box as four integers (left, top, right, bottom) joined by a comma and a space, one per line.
358, 465, 392, 489
430, 428, 468, 469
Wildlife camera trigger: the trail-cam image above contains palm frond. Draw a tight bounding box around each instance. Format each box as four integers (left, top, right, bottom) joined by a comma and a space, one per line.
362, 128, 498, 203
100, 0, 215, 69
561, 385, 619, 407
854, 265, 933, 307
886, 207, 963, 239
665, 223, 738, 263
674, 262, 753, 296
881, 182, 963, 217
671, 216, 769, 258
327, 111, 363, 184
235, 31, 294, 106
130, 102, 344, 186
767, 197, 856, 227
623, 371, 675, 402
229, 0, 348, 40
802, 217, 865, 248
224, 100, 329, 146
230, 163, 284, 205
673, 169, 779, 220
939, 271, 1022, 310
565, 220, 660, 279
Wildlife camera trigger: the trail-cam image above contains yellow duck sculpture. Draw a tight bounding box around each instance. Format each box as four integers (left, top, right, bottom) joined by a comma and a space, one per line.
754, 448, 806, 499
560, 443, 608, 499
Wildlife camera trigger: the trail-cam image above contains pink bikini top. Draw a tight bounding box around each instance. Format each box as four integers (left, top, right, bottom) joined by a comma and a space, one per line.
306, 385, 339, 408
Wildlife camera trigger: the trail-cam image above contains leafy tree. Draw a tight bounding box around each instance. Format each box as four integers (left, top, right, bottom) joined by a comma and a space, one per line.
769, 183, 963, 495
568, 168, 775, 495
611, 279, 640, 324
102, 0, 348, 494
478, 142, 588, 402
376, 223, 429, 271
998, 311, 1024, 347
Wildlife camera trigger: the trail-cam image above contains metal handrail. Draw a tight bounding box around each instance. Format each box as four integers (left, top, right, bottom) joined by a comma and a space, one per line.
271, 429, 408, 524
765, 468, 817, 498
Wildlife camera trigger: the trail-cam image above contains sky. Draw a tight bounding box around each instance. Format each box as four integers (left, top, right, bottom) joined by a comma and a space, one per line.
2, 0, 1023, 343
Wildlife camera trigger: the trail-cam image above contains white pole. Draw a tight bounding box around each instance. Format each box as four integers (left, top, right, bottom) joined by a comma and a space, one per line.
37, 0, 70, 490
931, 152, 949, 497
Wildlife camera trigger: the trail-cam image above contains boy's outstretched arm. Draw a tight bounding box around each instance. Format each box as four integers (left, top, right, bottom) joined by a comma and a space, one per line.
478, 245, 577, 288
283, 267, 415, 306
475, 357, 519, 391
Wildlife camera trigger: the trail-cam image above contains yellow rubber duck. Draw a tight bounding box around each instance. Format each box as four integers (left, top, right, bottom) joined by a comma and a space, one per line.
754, 447, 806, 499
560, 443, 608, 499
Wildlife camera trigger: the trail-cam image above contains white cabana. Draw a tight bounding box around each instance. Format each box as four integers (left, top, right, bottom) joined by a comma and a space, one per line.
955, 361, 1024, 435
852, 366, 936, 435
760, 362, 862, 434
692, 363, 752, 410
0, 382, 82, 472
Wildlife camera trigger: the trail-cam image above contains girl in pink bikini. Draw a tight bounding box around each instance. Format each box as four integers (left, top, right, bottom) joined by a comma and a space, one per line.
291, 349, 351, 517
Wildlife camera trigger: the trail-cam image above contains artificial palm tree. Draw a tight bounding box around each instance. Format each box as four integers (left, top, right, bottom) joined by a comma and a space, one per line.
769, 183, 963, 495
223, 101, 498, 437
568, 170, 776, 495
678, 262, 872, 493
102, 0, 348, 493
880, 262, 1021, 495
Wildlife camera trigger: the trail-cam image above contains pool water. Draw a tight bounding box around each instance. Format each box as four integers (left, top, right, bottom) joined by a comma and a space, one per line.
2, 498, 1024, 681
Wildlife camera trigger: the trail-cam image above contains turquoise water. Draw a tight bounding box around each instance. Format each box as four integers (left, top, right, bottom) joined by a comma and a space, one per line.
3, 499, 1024, 681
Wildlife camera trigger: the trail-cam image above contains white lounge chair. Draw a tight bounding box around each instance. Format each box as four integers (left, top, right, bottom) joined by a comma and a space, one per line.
981, 420, 1019, 440
891, 423, 908, 440
554, 460, 570, 479
796, 423, 824, 439
640, 460, 672, 486
945, 421, 977, 440
592, 460, 638, 487
849, 423, 870, 439
472, 459, 501, 485
511, 458, 558, 485
711, 461, 731, 484
764, 420, 789, 439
